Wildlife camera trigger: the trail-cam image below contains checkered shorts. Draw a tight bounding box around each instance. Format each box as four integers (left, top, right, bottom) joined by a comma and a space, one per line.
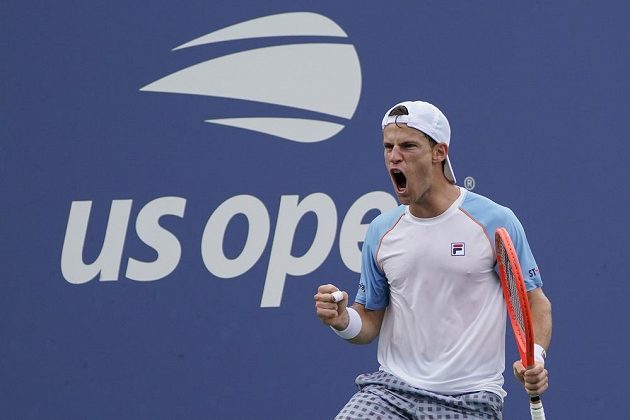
335, 371, 503, 420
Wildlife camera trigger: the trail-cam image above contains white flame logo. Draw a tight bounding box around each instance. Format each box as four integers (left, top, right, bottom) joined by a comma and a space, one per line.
140, 12, 362, 143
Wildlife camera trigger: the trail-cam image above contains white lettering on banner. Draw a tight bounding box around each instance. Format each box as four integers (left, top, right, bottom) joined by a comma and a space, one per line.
60, 192, 398, 307
126, 197, 186, 281
201, 195, 270, 278
61, 200, 132, 284
61, 198, 187, 284
261, 193, 337, 307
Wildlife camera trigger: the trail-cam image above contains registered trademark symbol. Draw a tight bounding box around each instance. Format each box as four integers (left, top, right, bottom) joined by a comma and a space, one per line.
464, 176, 476, 191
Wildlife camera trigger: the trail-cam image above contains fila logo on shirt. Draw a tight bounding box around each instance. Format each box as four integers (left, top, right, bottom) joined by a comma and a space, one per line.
451, 242, 465, 256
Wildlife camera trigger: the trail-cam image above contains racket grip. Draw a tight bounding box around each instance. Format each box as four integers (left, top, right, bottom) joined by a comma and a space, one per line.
529, 396, 546, 419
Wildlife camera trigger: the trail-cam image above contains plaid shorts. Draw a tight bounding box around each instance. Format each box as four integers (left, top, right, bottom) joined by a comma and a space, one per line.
335, 371, 503, 420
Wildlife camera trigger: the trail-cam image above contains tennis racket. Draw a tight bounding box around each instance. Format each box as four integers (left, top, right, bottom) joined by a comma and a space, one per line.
495, 227, 546, 420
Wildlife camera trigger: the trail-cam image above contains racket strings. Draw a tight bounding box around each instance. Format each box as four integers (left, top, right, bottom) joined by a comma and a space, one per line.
499, 244, 527, 334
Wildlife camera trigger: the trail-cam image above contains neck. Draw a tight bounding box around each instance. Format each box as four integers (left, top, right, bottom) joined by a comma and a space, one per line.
408, 182, 461, 218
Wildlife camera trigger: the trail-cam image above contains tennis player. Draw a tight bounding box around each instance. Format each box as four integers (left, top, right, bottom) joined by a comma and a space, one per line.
314, 101, 552, 419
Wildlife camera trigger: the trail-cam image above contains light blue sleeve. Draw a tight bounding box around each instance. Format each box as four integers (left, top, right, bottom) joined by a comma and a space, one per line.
354, 206, 405, 310
461, 192, 543, 291
501, 210, 542, 291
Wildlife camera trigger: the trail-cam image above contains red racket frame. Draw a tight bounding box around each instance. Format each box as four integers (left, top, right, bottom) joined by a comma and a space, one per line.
495, 227, 535, 368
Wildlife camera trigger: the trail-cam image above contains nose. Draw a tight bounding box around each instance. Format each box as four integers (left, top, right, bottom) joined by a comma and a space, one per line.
388, 145, 403, 164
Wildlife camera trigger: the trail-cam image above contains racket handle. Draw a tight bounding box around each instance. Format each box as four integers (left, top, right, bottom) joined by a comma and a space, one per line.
529, 396, 546, 419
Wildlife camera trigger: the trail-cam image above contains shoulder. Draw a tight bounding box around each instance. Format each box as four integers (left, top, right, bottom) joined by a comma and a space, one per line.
459, 190, 531, 249
364, 205, 406, 242
460, 190, 517, 226
370, 205, 406, 229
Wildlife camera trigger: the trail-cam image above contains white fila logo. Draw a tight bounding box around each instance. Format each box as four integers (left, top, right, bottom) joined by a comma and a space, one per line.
140, 12, 362, 143
451, 242, 465, 256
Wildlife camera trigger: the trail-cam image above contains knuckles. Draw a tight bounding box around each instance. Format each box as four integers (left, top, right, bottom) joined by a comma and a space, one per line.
317, 284, 337, 294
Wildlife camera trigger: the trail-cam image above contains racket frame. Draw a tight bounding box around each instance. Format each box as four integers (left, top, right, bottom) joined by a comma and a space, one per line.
495, 227, 535, 368
495, 227, 546, 419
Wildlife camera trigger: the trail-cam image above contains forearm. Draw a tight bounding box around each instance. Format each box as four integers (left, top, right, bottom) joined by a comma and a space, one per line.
513, 288, 552, 396
528, 288, 552, 350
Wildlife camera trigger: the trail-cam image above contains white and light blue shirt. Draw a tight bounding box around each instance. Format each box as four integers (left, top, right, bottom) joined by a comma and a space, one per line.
355, 187, 542, 398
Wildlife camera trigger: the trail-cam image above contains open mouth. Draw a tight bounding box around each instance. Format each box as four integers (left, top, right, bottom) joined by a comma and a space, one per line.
391, 169, 407, 191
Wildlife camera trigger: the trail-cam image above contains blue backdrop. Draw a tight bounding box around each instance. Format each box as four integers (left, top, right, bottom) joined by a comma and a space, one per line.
2, 1, 629, 418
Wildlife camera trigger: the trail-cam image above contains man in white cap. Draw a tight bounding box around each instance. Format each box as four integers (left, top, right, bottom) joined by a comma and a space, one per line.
314, 101, 552, 419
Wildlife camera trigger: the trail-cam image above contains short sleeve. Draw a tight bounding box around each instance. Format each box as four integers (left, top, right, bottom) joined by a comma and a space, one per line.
502, 210, 543, 291
354, 210, 403, 309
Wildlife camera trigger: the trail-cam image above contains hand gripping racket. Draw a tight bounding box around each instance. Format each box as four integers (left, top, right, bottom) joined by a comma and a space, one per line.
495, 227, 546, 420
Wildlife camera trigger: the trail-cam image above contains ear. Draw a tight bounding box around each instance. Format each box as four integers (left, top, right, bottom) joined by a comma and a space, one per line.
432, 143, 448, 164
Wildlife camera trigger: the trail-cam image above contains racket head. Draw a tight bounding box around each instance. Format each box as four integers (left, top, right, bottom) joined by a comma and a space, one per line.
495, 227, 535, 368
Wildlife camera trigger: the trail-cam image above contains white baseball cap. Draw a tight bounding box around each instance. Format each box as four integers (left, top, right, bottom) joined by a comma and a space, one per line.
381, 100, 456, 183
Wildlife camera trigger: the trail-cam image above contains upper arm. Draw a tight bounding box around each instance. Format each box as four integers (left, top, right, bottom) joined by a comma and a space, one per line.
527, 287, 551, 314
503, 210, 542, 291
355, 215, 401, 310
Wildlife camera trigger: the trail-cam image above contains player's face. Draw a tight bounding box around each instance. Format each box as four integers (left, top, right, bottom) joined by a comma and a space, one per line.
383, 123, 437, 206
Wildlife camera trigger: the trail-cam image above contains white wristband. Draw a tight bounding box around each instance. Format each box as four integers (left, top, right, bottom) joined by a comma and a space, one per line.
534, 344, 547, 365
331, 307, 362, 340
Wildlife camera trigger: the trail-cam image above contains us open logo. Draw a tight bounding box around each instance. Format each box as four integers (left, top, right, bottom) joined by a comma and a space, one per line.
140, 12, 362, 143
451, 242, 465, 256
60, 13, 370, 308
